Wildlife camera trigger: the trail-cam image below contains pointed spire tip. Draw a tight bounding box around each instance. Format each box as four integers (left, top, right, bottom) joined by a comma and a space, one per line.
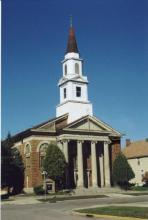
70, 14, 73, 27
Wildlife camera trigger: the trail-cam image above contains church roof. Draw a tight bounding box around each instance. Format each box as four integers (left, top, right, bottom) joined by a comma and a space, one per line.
123, 140, 148, 159
66, 26, 79, 54
9, 113, 122, 144
10, 114, 68, 143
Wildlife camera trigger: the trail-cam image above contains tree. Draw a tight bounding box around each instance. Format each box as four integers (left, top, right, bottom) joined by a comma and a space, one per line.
142, 172, 148, 186
112, 153, 135, 189
11, 147, 25, 194
1, 133, 24, 195
43, 144, 67, 189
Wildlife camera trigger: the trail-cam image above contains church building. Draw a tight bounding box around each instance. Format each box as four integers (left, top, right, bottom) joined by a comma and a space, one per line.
12, 23, 121, 191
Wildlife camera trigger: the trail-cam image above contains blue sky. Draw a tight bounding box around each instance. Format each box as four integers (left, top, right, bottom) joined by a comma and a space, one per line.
2, 0, 148, 146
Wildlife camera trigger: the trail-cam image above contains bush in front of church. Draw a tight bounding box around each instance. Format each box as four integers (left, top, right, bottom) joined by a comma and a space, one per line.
112, 153, 135, 190
43, 144, 67, 189
34, 185, 45, 195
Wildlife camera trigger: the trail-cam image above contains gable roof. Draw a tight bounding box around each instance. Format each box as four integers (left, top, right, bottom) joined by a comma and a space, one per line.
32, 113, 68, 131
10, 113, 122, 143
123, 140, 148, 158
62, 115, 122, 137
11, 114, 68, 142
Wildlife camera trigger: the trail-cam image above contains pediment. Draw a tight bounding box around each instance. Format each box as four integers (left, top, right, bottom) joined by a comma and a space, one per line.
34, 122, 56, 132
63, 115, 121, 136
31, 114, 68, 132
69, 119, 105, 131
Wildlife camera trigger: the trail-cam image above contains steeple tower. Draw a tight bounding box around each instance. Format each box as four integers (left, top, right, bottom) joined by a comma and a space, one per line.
66, 26, 79, 54
56, 22, 93, 123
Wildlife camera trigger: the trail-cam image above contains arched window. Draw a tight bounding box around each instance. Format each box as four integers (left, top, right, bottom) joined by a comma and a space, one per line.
25, 144, 31, 155
24, 144, 31, 168
39, 143, 49, 168
65, 64, 67, 75
75, 63, 79, 74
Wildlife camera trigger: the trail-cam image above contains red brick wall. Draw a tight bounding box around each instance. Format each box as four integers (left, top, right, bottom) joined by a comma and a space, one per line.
111, 140, 121, 165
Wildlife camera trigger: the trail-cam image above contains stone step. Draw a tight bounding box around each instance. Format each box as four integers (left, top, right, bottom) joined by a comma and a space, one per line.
73, 187, 122, 196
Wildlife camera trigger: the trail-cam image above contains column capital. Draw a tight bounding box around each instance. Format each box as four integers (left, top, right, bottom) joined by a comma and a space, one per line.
62, 139, 70, 143
91, 140, 98, 144
77, 140, 84, 144
104, 140, 111, 145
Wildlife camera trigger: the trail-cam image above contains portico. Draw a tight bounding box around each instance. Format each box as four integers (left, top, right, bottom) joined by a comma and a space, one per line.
57, 133, 112, 189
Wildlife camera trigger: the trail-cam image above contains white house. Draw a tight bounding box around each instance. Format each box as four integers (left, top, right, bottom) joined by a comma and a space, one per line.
123, 139, 148, 186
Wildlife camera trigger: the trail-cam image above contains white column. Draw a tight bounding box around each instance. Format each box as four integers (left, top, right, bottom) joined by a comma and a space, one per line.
87, 170, 90, 187
57, 141, 63, 152
63, 140, 69, 163
77, 141, 84, 187
91, 141, 98, 187
99, 154, 104, 187
74, 170, 77, 186
104, 141, 111, 187
26, 176, 29, 188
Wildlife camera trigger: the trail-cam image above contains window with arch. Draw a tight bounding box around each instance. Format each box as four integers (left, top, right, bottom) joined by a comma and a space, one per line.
65, 64, 67, 75
25, 144, 31, 155
75, 63, 79, 74
64, 88, 67, 99
39, 143, 49, 168
25, 144, 31, 168
76, 86, 81, 97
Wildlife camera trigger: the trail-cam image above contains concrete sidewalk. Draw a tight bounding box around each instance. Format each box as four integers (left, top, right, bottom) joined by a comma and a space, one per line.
1, 192, 148, 206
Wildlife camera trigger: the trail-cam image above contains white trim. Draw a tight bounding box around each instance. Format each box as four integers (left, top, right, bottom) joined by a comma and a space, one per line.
13, 142, 22, 147
24, 142, 32, 154
57, 134, 110, 142
57, 100, 91, 108
63, 128, 111, 133
92, 115, 122, 136
36, 141, 51, 152
64, 115, 121, 136
22, 135, 56, 142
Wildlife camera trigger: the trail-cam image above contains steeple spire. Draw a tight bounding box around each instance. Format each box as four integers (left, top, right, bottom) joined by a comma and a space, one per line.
66, 17, 79, 54
70, 14, 73, 27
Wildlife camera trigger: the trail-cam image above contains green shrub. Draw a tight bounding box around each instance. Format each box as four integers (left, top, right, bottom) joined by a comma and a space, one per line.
33, 185, 45, 195
1, 194, 9, 200
131, 186, 148, 191
112, 153, 135, 189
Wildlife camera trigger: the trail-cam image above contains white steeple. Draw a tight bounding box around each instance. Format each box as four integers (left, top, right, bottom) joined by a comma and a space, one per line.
56, 23, 93, 123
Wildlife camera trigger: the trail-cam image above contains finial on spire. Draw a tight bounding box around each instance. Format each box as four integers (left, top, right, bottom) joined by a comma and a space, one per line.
70, 14, 73, 27
66, 15, 79, 54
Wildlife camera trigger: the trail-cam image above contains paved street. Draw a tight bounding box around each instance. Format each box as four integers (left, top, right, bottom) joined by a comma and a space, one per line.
2, 195, 148, 220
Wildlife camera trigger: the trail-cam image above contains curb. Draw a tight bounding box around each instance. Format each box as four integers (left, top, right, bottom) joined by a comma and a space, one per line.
72, 211, 146, 220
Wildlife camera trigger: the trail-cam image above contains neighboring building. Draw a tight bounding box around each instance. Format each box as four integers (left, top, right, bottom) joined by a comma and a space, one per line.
11, 23, 122, 191
123, 139, 148, 186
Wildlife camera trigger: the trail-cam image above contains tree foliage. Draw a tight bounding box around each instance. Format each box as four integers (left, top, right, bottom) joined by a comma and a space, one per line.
1, 133, 24, 195
113, 153, 135, 189
43, 144, 66, 183
142, 172, 148, 186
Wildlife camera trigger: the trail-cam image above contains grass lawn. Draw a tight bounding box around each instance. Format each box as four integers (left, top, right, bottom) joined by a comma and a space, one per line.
124, 192, 148, 196
131, 186, 148, 191
76, 206, 148, 219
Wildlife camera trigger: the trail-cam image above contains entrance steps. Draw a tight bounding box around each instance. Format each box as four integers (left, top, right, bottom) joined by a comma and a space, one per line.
73, 187, 122, 196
